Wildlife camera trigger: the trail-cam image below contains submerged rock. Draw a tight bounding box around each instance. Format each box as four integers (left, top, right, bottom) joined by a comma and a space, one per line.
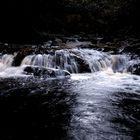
23, 66, 71, 78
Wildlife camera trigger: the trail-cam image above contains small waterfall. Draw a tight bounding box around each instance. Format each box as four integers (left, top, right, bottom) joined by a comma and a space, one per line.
21, 49, 111, 73
70, 49, 112, 72
111, 55, 128, 73
0, 48, 137, 77
21, 50, 79, 73
0, 54, 14, 71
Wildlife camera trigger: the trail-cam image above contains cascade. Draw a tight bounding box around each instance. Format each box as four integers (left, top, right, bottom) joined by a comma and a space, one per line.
21, 49, 129, 73
0, 54, 14, 71
0, 48, 138, 77
21, 50, 79, 73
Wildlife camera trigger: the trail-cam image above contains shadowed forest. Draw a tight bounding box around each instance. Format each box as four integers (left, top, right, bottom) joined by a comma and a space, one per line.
0, 0, 140, 43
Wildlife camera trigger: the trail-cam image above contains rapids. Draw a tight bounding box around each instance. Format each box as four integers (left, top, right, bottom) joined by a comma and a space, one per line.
0, 48, 133, 76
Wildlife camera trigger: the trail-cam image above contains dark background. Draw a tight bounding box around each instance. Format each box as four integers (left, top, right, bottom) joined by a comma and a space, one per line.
0, 0, 140, 43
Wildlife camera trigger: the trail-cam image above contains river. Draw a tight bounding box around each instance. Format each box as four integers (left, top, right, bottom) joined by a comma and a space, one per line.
0, 47, 140, 140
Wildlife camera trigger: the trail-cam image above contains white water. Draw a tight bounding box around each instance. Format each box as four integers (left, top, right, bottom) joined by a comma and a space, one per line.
0, 48, 137, 78
0, 54, 14, 72
70, 66, 140, 97
69, 70, 140, 140
21, 50, 79, 73
0, 54, 28, 77
20, 49, 130, 73
71, 70, 140, 92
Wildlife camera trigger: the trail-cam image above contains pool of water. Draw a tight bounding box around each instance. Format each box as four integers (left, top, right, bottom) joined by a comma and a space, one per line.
0, 70, 140, 140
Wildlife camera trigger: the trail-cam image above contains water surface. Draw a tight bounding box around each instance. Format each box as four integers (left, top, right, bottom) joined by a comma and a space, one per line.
0, 71, 140, 140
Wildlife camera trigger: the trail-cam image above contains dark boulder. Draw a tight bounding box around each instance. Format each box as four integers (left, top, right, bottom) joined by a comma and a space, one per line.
12, 48, 33, 66
123, 43, 140, 55
23, 66, 71, 78
127, 63, 140, 75
74, 56, 91, 73
119, 38, 140, 55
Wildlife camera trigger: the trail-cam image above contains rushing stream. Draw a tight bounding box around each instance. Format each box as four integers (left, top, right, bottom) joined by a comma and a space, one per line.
0, 47, 140, 140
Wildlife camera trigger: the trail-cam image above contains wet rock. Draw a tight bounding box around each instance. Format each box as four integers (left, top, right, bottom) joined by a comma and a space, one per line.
23, 66, 71, 78
66, 40, 94, 49
119, 38, 140, 55
95, 42, 119, 54
12, 48, 33, 66
43, 41, 53, 48
70, 53, 91, 73
124, 43, 140, 55
78, 60, 91, 73
127, 64, 140, 75
51, 38, 64, 46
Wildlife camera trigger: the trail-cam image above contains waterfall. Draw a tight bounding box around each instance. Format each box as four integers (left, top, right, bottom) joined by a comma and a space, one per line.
21, 50, 79, 73
0, 54, 14, 71
70, 49, 112, 72
20, 49, 130, 74
111, 55, 128, 73
0, 48, 137, 77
